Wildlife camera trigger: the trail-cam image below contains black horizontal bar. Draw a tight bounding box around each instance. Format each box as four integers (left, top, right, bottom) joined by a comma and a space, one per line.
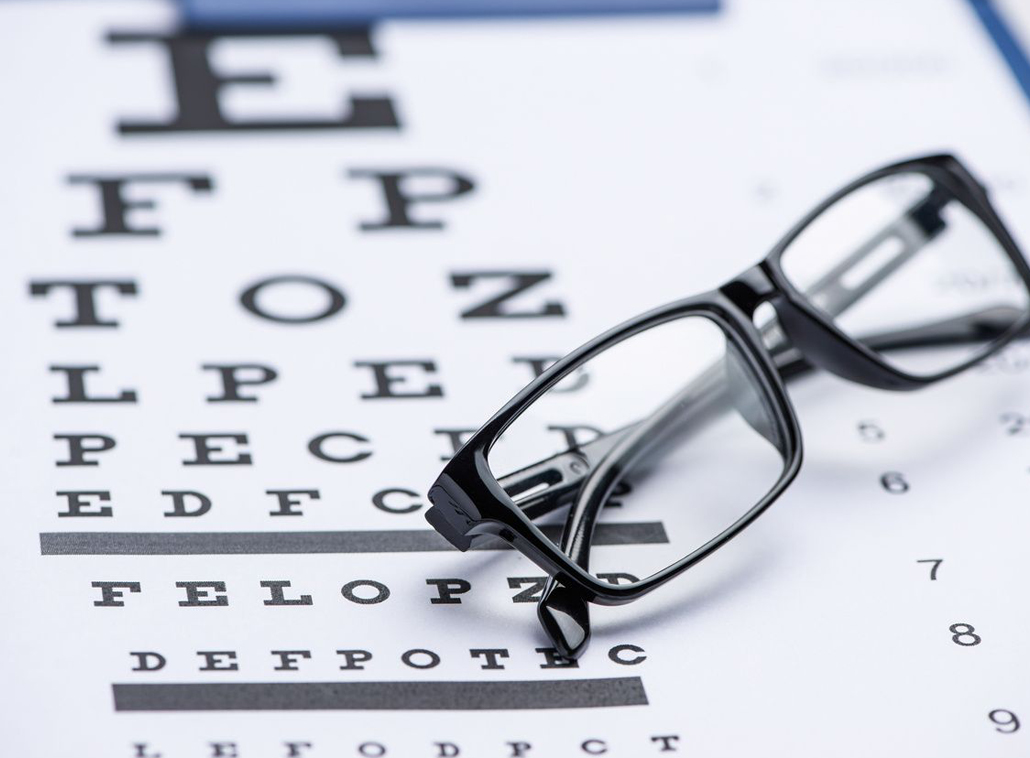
112, 678, 647, 711
40, 523, 667, 555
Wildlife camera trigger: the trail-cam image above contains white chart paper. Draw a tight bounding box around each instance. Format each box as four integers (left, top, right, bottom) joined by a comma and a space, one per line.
2, 0, 1030, 755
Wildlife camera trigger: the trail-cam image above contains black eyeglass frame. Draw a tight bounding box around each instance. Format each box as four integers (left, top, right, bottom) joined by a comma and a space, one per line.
426, 153, 1030, 606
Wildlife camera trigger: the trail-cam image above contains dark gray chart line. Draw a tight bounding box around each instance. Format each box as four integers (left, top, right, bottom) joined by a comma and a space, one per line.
112, 677, 649, 711
40, 522, 668, 555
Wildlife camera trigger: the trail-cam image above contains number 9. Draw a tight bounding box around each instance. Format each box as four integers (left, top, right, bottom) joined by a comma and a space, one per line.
989, 709, 1020, 733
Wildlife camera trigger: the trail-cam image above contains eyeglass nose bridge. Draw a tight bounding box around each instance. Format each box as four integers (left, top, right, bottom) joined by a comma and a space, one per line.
719, 263, 779, 317
722, 262, 921, 391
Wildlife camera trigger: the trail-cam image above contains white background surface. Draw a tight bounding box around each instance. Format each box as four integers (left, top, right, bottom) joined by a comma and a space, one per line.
1, 0, 1029, 755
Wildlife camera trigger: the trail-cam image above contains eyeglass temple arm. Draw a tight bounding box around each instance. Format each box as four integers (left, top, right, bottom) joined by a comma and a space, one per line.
790, 185, 949, 320
498, 366, 726, 520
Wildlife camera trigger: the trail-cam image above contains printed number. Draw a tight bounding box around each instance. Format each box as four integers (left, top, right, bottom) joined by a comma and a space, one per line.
1000, 412, 1029, 436
858, 420, 885, 442
950, 623, 981, 647
881, 472, 909, 494
989, 709, 1020, 733
916, 559, 942, 580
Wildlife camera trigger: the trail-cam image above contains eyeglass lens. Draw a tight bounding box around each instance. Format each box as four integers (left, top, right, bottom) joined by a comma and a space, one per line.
779, 171, 1030, 376
487, 314, 788, 587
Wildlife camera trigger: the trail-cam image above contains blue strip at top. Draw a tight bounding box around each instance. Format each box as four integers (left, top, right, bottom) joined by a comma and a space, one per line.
968, 0, 1030, 108
181, 0, 720, 28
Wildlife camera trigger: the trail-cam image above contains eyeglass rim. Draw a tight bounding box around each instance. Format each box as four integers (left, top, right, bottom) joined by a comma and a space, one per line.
763, 153, 1030, 389
428, 296, 804, 604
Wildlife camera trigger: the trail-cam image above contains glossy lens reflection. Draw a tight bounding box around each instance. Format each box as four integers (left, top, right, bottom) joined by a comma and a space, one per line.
487, 315, 788, 587
780, 171, 1030, 376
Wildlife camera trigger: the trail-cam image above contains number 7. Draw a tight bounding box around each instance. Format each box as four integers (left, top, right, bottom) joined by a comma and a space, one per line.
916, 558, 943, 580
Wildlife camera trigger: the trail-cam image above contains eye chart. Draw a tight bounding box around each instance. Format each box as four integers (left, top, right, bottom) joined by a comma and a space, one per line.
2, 0, 1030, 756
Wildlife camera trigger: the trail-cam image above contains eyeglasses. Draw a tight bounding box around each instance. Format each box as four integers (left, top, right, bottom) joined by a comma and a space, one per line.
425, 154, 1030, 658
